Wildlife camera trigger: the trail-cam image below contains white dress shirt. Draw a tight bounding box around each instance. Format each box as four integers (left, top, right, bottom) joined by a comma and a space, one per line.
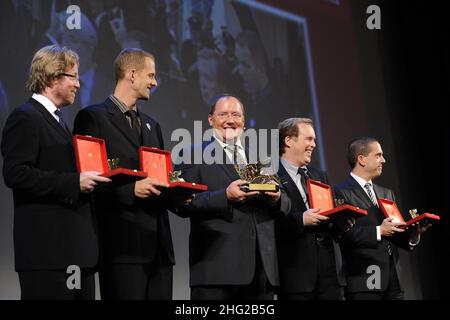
32, 93, 61, 122
213, 133, 247, 165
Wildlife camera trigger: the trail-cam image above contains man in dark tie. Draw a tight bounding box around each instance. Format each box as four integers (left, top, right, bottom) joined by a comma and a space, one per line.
275, 117, 348, 300
334, 137, 430, 300
1, 45, 110, 300
73, 48, 175, 300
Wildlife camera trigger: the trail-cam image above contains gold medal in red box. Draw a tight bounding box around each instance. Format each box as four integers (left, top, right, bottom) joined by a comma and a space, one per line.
307, 179, 368, 219
73, 135, 147, 186
139, 146, 207, 195
377, 198, 440, 229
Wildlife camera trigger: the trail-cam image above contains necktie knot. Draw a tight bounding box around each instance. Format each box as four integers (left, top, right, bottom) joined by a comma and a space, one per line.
126, 109, 138, 121
298, 167, 309, 179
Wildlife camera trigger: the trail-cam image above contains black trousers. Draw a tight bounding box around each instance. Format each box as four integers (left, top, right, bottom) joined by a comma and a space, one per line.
191, 248, 274, 300
346, 256, 404, 300
18, 268, 95, 300
99, 255, 173, 300
278, 235, 344, 300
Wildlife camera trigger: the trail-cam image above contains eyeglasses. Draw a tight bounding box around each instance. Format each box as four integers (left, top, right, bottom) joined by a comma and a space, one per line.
60, 73, 80, 82
213, 112, 243, 120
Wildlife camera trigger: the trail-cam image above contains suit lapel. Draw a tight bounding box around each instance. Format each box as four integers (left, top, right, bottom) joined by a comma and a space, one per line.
307, 166, 321, 182
205, 139, 239, 180
373, 184, 388, 201
105, 98, 140, 148
278, 162, 307, 212
30, 99, 72, 143
139, 112, 160, 148
347, 176, 375, 209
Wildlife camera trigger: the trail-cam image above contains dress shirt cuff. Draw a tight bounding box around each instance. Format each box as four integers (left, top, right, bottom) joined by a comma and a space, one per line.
376, 226, 381, 241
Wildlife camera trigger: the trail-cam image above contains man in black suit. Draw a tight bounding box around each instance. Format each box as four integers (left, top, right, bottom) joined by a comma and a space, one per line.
334, 137, 430, 300
73, 48, 174, 300
1, 45, 110, 300
175, 95, 291, 300
275, 117, 347, 300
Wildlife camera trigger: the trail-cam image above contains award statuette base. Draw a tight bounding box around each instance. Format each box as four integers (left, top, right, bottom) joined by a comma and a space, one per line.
240, 183, 279, 192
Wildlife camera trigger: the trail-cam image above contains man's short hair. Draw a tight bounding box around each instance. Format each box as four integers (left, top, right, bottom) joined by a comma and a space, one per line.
27, 45, 79, 94
347, 137, 379, 169
278, 118, 314, 155
208, 94, 245, 116
114, 48, 155, 82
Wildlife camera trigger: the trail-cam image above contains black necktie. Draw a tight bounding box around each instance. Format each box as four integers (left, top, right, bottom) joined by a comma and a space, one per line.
298, 167, 310, 205
126, 110, 141, 141
54, 109, 71, 135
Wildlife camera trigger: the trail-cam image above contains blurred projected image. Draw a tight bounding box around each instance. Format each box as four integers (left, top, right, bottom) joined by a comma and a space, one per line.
0, 0, 321, 166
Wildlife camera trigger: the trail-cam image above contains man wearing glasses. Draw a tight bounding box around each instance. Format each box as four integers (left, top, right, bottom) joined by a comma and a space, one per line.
175, 94, 291, 299
1, 45, 110, 300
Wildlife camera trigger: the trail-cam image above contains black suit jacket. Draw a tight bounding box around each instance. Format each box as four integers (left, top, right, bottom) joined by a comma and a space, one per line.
175, 140, 291, 287
275, 163, 345, 293
73, 97, 174, 265
334, 175, 412, 293
1, 98, 97, 271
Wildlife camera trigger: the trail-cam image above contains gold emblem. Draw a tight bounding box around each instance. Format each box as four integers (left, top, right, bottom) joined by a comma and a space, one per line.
107, 158, 120, 170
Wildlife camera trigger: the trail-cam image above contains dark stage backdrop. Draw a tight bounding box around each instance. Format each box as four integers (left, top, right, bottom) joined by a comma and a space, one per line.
1, 0, 448, 299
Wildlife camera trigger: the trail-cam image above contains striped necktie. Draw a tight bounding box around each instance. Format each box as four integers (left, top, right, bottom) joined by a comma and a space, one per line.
364, 182, 378, 206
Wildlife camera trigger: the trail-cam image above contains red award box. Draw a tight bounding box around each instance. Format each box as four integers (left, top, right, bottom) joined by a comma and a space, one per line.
139, 146, 208, 195
307, 179, 368, 219
377, 198, 440, 229
73, 135, 147, 185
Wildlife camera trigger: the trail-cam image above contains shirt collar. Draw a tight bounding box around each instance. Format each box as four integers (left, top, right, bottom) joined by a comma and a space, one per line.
280, 158, 307, 176
350, 172, 373, 189
213, 131, 244, 151
32, 93, 58, 115
109, 94, 137, 114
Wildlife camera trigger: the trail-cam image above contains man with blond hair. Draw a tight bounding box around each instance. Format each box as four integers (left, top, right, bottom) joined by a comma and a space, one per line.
1, 45, 110, 300
73, 48, 175, 300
